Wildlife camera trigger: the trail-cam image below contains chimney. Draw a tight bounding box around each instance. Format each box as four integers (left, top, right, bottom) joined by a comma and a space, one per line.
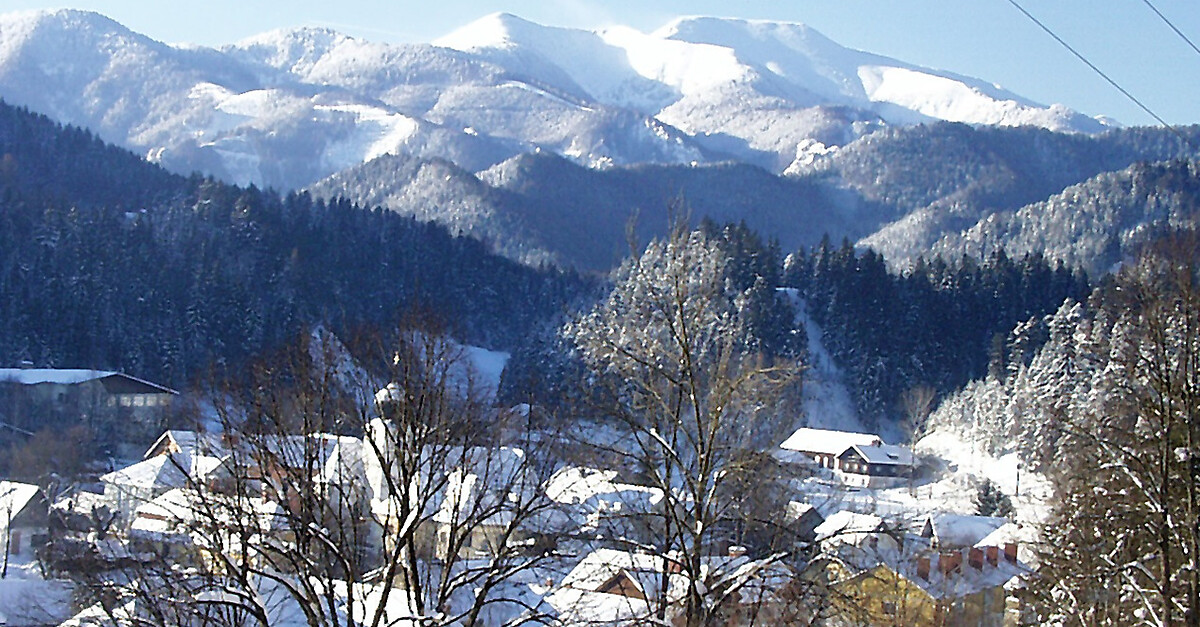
968, 547, 984, 570
916, 556, 931, 580
986, 545, 999, 566
1004, 542, 1018, 564
728, 545, 747, 559
940, 551, 962, 576
18, 360, 33, 369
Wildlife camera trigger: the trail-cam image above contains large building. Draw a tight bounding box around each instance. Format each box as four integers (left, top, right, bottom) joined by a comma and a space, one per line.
0, 367, 178, 447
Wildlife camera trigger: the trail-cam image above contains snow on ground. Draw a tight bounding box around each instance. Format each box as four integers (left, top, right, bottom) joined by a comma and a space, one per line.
0, 557, 74, 626
779, 289, 865, 434
786, 427, 1051, 548
916, 428, 1053, 528
462, 344, 510, 400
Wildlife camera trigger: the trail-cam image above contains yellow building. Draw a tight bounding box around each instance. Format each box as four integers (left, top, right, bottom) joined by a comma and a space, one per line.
816, 543, 1026, 626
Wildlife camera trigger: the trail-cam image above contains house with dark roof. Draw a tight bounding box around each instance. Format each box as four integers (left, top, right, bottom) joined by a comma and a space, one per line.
778, 427, 916, 487
0, 367, 178, 448
836, 443, 916, 488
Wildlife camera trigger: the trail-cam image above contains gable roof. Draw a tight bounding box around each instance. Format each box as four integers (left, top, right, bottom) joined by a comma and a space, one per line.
814, 511, 887, 543
921, 513, 1009, 548
0, 481, 42, 525
779, 428, 882, 457
144, 430, 227, 460
100, 453, 224, 490
842, 443, 915, 466
0, 368, 177, 394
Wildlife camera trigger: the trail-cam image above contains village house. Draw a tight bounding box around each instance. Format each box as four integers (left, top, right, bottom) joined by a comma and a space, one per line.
837, 443, 917, 488
779, 427, 881, 470
0, 481, 49, 564
811, 509, 1028, 626
542, 466, 664, 547
426, 446, 534, 561
544, 548, 687, 625
0, 367, 177, 437
100, 445, 227, 528
128, 487, 290, 572
546, 547, 808, 625
778, 427, 916, 487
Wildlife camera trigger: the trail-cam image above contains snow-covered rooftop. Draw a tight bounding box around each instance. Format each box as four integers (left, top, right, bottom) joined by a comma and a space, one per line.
922, 513, 1009, 549
0, 481, 41, 527
0, 368, 116, 385
100, 453, 224, 489
846, 443, 914, 466
779, 427, 881, 456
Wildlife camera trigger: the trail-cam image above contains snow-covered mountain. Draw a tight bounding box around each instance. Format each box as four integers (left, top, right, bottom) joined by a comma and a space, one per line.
439, 14, 1110, 171
0, 9, 1111, 189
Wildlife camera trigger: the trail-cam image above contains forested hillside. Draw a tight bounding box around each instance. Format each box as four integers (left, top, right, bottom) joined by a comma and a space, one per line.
0, 101, 586, 386
929, 158, 1200, 276
840, 123, 1200, 265
312, 121, 1200, 274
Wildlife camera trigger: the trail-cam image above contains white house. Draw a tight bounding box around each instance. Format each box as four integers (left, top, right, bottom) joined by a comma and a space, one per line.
778, 427, 881, 470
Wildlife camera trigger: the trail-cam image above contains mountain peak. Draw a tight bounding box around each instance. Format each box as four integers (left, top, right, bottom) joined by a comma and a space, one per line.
225, 26, 355, 74
0, 8, 143, 45
434, 12, 565, 51
233, 25, 351, 50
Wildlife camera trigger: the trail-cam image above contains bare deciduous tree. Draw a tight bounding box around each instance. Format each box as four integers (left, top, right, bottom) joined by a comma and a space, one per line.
66, 320, 560, 626
563, 222, 808, 625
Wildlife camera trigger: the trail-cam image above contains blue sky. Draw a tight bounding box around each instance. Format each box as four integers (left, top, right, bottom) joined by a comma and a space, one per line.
3, 0, 1198, 126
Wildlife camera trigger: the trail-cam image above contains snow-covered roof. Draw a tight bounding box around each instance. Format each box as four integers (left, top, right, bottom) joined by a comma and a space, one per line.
0, 482, 41, 528
144, 430, 226, 460
0, 368, 116, 385
100, 453, 224, 490
0, 368, 176, 393
785, 501, 818, 522
837, 543, 1029, 601
779, 427, 881, 456
132, 488, 289, 541
975, 521, 1035, 549
544, 466, 663, 509
814, 510, 886, 543
251, 433, 365, 485
432, 447, 533, 527
922, 513, 1008, 549
546, 548, 682, 624
844, 443, 915, 466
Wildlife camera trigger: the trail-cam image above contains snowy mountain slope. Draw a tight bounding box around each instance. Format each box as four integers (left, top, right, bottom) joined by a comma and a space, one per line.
439, 14, 1110, 170
836, 124, 1200, 269
926, 159, 1200, 276
308, 121, 1200, 272
310, 149, 863, 271
0, 9, 1109, 189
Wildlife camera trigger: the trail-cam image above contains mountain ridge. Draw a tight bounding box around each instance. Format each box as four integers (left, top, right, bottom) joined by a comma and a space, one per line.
0, 9, 1110, 190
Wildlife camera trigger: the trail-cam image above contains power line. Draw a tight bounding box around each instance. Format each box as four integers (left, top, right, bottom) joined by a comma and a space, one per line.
1140, 0, 1200, 60
1003, 0, 1177, 130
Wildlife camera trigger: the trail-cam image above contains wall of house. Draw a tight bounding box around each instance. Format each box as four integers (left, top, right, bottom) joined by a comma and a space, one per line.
434, 521, 517, 561
828, 564, 938, 626
823, 562, 1010, 627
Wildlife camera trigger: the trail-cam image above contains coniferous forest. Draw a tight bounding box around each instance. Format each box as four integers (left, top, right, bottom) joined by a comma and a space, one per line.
0, 102, 587, 387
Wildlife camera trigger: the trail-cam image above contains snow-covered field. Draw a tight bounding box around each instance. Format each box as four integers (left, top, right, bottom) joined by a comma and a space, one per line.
0, 556, 74, 626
